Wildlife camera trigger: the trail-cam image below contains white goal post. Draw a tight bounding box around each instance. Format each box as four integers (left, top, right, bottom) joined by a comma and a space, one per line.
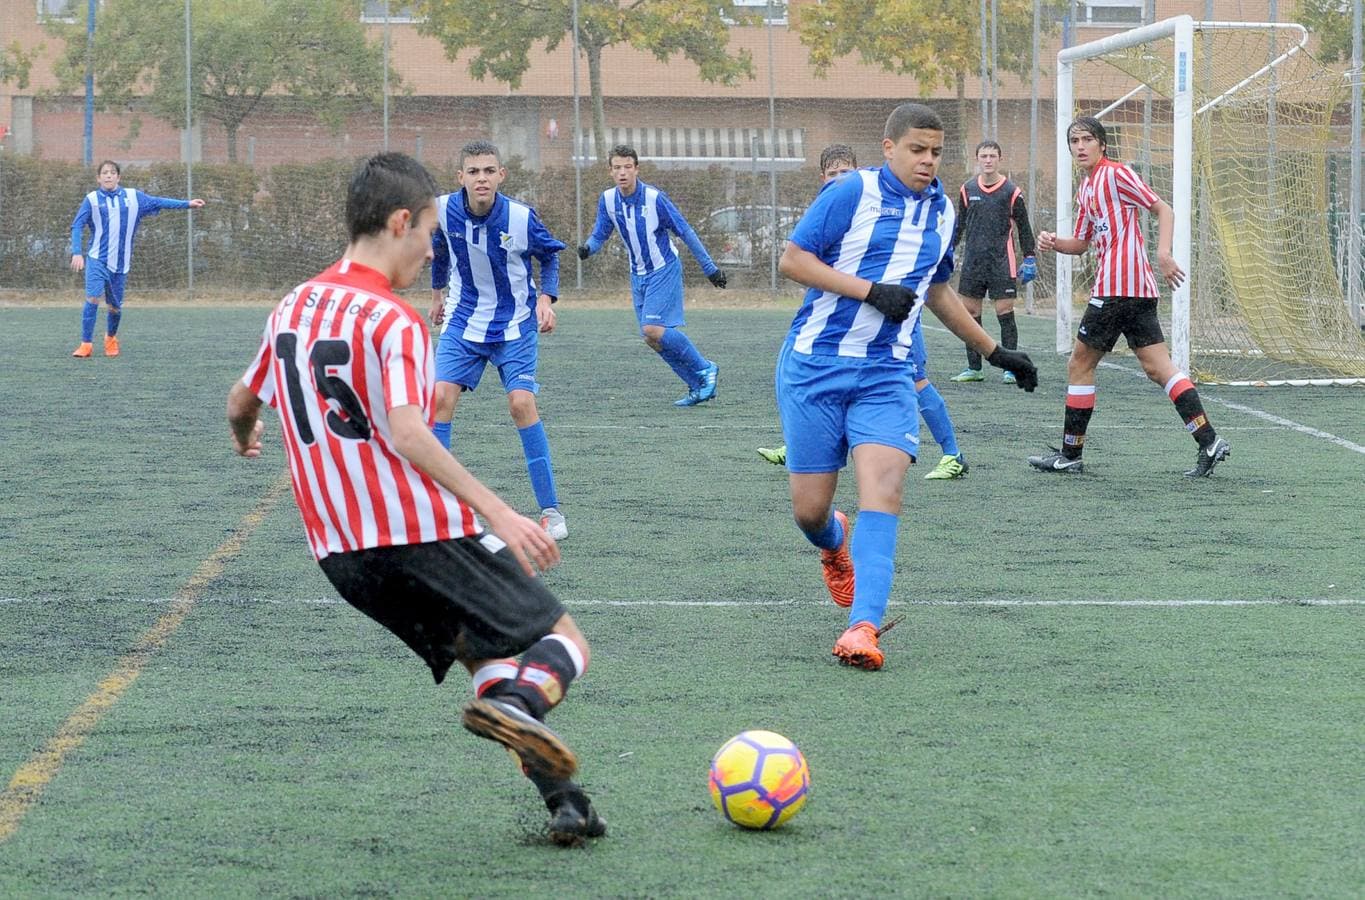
1054, 16, 1365, 385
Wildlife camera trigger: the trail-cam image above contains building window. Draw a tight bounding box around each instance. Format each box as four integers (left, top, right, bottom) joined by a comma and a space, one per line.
38, 0, 80, 22
730, 0, 788, 26
1080, 1, 1144, 27
361, 2, 419, 23
575, 126, 807, 169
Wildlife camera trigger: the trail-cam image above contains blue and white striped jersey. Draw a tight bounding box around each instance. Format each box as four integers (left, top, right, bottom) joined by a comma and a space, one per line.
585, 181, 717, 278
69, 188, 192, 275
786, 166, 956, 360
431, 191, 565, 343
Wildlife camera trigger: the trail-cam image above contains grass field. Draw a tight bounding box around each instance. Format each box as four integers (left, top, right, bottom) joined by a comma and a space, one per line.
2, 302, 1363, 898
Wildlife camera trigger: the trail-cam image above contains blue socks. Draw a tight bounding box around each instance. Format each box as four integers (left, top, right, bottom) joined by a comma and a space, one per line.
848, 510, 899, 629
518, 420, 559, 510
81, 301, 99, 342
657, 327, 707, 387
432, 420, 452, 450
105, 300, 122, 337
916, 382, 960, 458
800, 510, 844, 552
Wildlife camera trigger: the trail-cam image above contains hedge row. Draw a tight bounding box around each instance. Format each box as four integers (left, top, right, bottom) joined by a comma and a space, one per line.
0, 155, 830, 294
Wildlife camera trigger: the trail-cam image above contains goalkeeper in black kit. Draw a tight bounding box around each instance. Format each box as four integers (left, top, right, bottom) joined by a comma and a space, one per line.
950, 141, 1038, 384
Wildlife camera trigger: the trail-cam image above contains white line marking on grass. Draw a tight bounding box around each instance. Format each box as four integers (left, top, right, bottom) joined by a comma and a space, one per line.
3, 596, 1361, 608
1096, 360, 1365, 456
0, 474, 291, 845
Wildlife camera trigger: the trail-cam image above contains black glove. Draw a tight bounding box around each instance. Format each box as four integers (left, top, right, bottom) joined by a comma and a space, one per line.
576, 244, 591, 260
986, 346, 1038, 392
708, 269, 728, 289
863, 283, 917, 323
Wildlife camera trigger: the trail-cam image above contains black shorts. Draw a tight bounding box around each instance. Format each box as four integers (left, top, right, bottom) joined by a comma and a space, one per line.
318, 536, 566, 684
1076, 297, 1165, 353
957, 268, 1017, 301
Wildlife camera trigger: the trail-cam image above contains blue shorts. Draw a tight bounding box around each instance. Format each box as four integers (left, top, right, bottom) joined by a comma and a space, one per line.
435, 328, 540, 394
84, 257, 126, 307
632, 257, 685, 330
908, 318, 928, 383
776, 341, 920, 473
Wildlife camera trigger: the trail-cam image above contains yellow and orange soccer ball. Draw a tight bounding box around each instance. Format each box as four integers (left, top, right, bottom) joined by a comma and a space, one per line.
708, 730, 810, 829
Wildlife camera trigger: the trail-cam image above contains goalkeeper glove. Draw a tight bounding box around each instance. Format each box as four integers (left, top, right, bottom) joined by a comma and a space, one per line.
708, 269, 728, 289
985, 346, 1038, 392
576, 244, 591, 261
1019, 255, 1038, 284
863, 283, 917, 323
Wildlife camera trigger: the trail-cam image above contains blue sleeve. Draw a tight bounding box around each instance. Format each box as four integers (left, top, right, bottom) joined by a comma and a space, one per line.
657, 192, 716, 275
789, 175, 862, 257
431, 221, 450, 290
70, 197, 92, 256
529, 211, 566, 298
586, 194, 615, 253
138, 191, 191, 218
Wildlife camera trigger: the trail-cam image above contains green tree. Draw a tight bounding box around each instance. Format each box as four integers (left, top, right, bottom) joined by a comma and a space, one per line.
415, 0, 755, 166
1298, 0, 1354, 63
797, 0, 1063, 170
49, 0, 393, 162
2, 42, 34, 88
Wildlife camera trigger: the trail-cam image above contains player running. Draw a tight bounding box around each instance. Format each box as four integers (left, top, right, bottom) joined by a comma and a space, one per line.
776, 104, 1037, 671
227, 153, 605, 845
429, 141, 569, 540
1030, 116, 1230, 477
758, 143, 971, 481
950, 140, 1037, 384
577, 145, 727, 407
69, 160, 204, 358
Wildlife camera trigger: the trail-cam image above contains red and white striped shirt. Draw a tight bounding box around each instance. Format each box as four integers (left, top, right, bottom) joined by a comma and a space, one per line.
1074, 157, 1161, 299
242, 258, 479, 560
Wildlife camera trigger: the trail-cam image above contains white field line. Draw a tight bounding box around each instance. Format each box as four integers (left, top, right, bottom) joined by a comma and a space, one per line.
1096, 359, 1365, 456
2, 596, 1361, 608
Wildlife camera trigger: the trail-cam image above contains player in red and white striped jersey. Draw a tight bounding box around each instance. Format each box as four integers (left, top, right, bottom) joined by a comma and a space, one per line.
1030, 117, 1230, 477
227, 153, 605, 845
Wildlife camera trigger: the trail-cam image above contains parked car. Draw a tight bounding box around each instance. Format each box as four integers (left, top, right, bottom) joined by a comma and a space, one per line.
702, 205, 803, 268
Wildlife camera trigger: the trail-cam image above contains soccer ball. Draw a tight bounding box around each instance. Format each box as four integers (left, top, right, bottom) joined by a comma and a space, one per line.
708, 730, 810, 829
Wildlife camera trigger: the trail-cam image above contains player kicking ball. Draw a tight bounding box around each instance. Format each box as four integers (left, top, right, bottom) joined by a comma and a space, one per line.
228, 153, 604, 846
1030, 116, 1230, 477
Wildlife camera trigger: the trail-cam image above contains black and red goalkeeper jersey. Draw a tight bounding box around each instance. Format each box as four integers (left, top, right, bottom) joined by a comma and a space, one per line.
953, 175, 1036, 281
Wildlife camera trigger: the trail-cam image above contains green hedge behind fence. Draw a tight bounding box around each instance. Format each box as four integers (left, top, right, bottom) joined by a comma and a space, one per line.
0, 154, 832, 296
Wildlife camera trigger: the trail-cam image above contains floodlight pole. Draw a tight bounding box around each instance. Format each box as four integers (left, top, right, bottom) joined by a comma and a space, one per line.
185, 0, 193, 300
382, 1, 390, 152
1352, 0, 1363, 327
572, 0, 583, 290
766, 0, 779, 293
83, 0, 95, 167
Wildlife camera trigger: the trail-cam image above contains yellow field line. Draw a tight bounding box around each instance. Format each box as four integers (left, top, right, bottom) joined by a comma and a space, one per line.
0, 473, 291, 844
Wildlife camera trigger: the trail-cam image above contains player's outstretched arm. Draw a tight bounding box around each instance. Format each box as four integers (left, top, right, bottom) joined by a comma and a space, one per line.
227, 382, 266, 458
924, 282, 1037, 391
389, 404, 560, 576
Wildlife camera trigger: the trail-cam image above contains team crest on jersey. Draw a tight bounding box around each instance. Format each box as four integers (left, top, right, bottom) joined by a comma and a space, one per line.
499, 231, 515, 250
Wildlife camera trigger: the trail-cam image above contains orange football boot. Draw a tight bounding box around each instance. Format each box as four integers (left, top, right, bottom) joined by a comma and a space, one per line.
72, 342, 93, 358
832, 622, 884, 670
103, 335, 120, 357
820, 509, 854, 607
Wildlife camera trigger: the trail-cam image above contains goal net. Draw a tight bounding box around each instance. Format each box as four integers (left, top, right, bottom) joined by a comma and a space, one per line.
1056, 16, 1365, 385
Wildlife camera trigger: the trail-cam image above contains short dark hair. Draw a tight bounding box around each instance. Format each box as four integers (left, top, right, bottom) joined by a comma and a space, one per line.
975, 140, 1002, 156
819, 143, 857, 173
608, 144, 639, 165
345, 152, 438, 242
460, 140, 501, 166
884, 103, 943, 142
97, 159, 120, 175
1067, 116, 1108, 155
